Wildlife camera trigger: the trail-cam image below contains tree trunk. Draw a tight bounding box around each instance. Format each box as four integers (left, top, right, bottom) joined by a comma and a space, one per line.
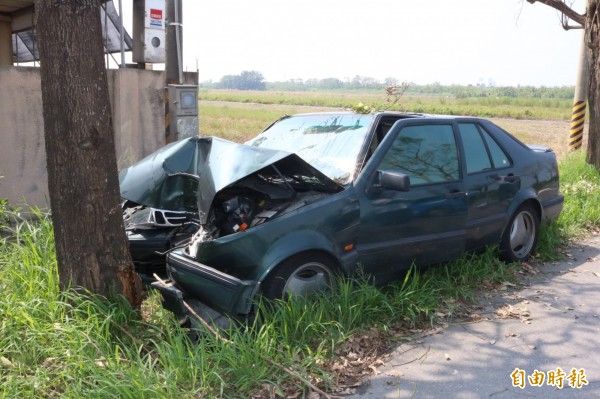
586, 0, 600, 168
35, 0, 142, 307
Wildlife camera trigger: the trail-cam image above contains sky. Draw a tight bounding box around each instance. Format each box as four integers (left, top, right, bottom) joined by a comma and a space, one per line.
120, 0, 587, 87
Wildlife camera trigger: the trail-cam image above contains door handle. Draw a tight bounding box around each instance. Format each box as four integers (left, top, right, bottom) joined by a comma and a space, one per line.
446, 190, 468, 199
497, 174, 520, 183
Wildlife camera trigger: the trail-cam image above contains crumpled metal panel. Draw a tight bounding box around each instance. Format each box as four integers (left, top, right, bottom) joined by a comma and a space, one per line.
119, 137, 342, 224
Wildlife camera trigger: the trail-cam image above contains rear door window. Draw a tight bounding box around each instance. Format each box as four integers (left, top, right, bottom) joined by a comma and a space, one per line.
458, 123, 511, 173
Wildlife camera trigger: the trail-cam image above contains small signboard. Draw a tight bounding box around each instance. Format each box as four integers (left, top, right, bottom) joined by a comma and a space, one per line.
149, 8, 163, 27
133, 0, 165, 63
145, 0, 165, 30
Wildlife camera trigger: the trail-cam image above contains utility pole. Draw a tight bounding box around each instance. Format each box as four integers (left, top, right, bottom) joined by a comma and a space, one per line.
570, 24, 589, 150
165, 0, 182, 144
164, 0, 198, 143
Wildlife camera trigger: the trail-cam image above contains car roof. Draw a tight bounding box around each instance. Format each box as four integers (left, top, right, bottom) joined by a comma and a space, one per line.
261, 111, 488, 134
279, 111, 485, 121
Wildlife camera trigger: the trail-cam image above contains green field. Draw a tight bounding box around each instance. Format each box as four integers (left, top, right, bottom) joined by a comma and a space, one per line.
198, 94, 577, 161
198, 89, 579, 160
200, 89, 574, 121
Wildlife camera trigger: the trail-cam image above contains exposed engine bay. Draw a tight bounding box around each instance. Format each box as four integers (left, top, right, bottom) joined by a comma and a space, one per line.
119, 136, 343, 270
123, 171, 334, 262
207, 171, 332, 236
186, 171, 332, 257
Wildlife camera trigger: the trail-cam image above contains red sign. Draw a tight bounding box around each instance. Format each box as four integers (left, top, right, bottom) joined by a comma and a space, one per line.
150, 9, 163, 21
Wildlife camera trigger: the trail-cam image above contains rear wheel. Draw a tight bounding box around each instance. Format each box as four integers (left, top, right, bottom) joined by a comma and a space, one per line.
499, 204, 539, 262
262, 253, 337, 300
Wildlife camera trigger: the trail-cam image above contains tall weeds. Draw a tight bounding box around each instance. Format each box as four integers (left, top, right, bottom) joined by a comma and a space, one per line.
2, 151, 599, 397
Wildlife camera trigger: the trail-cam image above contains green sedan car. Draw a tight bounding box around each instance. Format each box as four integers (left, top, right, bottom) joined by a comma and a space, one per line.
120, 111, 563, 320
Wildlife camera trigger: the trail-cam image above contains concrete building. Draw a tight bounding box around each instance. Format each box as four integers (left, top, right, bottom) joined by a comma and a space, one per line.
0, 1, 196, 209
1, 66, 166, 208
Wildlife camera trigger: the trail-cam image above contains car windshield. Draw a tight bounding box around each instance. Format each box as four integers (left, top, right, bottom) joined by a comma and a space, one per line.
246, 114, 374, 185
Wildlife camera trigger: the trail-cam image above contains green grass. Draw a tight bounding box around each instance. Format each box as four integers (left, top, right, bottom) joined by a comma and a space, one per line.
200, 89, 573, 121
536, 151, 600, 257
2, 144, 599, 397
0, 211, 513, 398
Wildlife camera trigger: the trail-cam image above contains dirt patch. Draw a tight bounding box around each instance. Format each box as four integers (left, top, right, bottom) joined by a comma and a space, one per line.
491, 118, 586, 161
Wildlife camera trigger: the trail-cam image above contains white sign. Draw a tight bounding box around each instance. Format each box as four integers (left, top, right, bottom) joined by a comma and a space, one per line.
145, 0, 165, 31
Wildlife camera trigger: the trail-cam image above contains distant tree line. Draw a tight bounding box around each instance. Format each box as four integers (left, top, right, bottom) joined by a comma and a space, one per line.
203, 71, 574, 100
215, 70, 266, 90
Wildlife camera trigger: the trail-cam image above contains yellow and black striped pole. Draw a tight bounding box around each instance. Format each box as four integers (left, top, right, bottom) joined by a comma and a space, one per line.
570, 100, 586, 150
570, 30, 588, 151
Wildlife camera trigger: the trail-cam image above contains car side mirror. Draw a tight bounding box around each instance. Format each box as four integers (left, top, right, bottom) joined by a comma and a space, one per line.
377, 170, 410, 191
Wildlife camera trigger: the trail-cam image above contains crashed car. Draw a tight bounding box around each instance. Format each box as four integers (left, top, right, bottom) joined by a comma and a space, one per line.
120, 143, 202, 283
119, 111, 564, 319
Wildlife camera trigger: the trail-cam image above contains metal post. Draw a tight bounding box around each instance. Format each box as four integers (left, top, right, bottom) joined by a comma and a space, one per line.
174, 0, 183, 84
103, 2, 109, 68
165, 0, 182, 143
118, 0, 125, 67
570, 29, 588, 151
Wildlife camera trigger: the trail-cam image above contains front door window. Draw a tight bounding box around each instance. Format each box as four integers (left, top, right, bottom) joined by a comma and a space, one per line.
379, 124, 460, 185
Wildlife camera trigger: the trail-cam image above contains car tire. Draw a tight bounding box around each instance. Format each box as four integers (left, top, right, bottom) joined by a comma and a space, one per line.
262, 252, 338, 300
499, 203, 539, 262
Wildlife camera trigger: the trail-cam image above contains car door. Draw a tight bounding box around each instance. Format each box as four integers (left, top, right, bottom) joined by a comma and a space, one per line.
457, 122, 519, 250
357, 121, 468, 282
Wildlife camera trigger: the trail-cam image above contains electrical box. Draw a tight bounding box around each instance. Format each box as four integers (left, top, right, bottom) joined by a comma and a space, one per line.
168, 84, 199, 140
132, 0, 165, 63
169, 85, 198, 116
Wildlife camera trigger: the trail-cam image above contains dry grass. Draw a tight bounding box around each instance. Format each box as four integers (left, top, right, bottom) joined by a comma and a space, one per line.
199, 101, 340, 142
492, 118, 586, 161
199, 100, 584, 160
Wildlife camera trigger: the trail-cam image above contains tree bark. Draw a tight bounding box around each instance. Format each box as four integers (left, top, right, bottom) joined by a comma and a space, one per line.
527, 0, 600, 170
35, 0, 142, 307
586, 0, 600, 168
526, 0, 585, 25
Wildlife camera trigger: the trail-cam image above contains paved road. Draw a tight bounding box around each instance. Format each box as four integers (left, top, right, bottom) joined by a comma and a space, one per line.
348, 235, 600, 399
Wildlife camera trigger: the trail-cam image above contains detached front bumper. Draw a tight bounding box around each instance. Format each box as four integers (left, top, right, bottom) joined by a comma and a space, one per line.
151, 279, 233, 330
165, 251, 259, 315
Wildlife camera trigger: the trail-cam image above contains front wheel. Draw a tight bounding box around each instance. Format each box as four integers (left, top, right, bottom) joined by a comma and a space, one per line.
261, 253, 337, 300
499, 204, 539, 262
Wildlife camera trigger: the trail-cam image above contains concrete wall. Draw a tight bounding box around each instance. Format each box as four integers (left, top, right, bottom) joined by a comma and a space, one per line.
108, 68, 165, 168
0, 66, 167, 209
0, 66, 47, 208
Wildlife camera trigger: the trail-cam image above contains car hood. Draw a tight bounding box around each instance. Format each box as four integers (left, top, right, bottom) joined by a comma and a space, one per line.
119, 137, 342, 224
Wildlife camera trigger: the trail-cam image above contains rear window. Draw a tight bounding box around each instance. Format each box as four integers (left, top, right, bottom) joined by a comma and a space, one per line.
458, 123, 511, 174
